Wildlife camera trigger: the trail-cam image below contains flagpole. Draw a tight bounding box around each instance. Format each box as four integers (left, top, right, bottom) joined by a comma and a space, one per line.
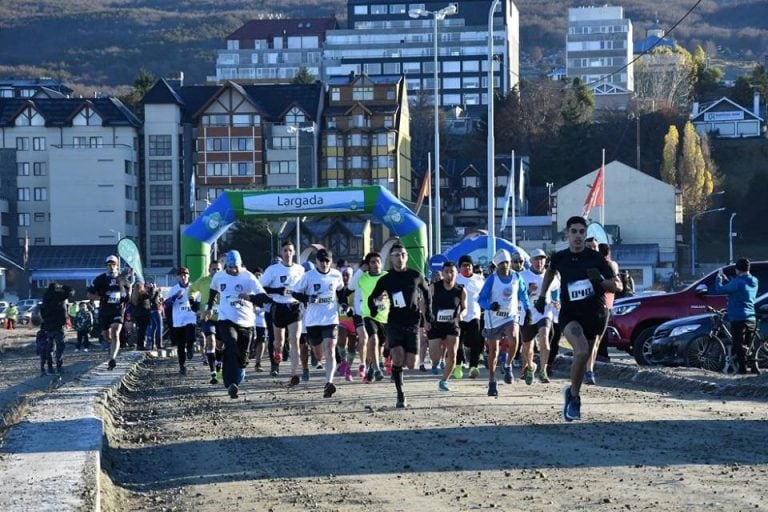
427, 153, 433, 258
601, 148, 606, 226
500, 150, 513, 234
511, 150, 516, 245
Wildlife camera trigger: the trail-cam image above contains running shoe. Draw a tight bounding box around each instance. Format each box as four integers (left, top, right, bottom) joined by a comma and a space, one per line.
468, 367, 480, 379
395, 394, 408, 408
487, 380, 498, 397
363, 367, 374, 384
315, 362, 324, 370
323, 382, 337, 398
301, 368, 310, 382
438, 379, 451, 392
180, 366, 187, 376
431, 365, 440, 376
209, 372, 218, 385
537, 368, 550, 384
75, 348, 80, 352
524, 362, 537, 386
255, 363, 263, 372
338, 360, 349, 377
419, 364, 427, 372
215, 369, 223, 382
107, 359, 116, 371
373, 369, 384, 382
584, 371, 596, 386
288, 375, 300, 387
503, 366, 513, 385
344, 366, 353, 382
562, 386, 581, 422
273, 351, 282, 364
439, 359, 446, 370
453, 366, 464, 380
357, 364, 366, 378
270, 363, 279, 377
228, 383, 239, 399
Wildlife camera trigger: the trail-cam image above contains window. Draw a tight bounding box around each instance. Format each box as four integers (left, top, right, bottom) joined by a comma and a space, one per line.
353, 5, 368, 14
32, 137, 46, 151
442, 61, 461, 73
350, 114, 370, 128
352, 87, 374, 101
383, 116, 394, 128
72, 106, 102, 126
271, 136, 295, 149
34, 237, 46, 244
205, 138, 230, 152
462, 197, 478, 210
267, 161, 296, 174
327, 117, 337, 129
14, 106, 44, 126
73, 136, 86, 148
17, 162, 30, 176
462, 77, 480, 89
125, 185, 133, 200
347, 133, 369, 146
232, 114, 260, 126
89, 136, 103, 148
346, 156, 370, 169
375, 155, 394, 168
32, 162, 46, 176
126, 211, 133, 225
149, 185, 173, 206
363, 63, 382, 75
18, 213, 31, 226
326, 157, 339, 169
150, 209, 173, 230
285, 107, 306, 126
330, 88, 341, 102
375, 132, 396, 146
33, 187, 47, 201
149, 160, 172, 181
233, 162, 253, 176
233, 137, 253, 151
383, 62, 401, 74
371, 4, 387, 14
463, 60, 480, 72
16, 137, 29, 151
390, 4, 406, 13
205, 163, 230, 176
17, 188, 30, 201
150, 234, 174, 255
34, 212, 47, 222
148, 135, 172, 156
201, 114, 229, 126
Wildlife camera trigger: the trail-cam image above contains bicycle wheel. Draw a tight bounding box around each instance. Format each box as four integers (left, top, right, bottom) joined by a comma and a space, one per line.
754, 339, 768, 370
685, 335, 726, 371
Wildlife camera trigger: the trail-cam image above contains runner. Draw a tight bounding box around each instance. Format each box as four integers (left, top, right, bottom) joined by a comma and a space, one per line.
351, 252, 389, 384
478, 249, 530, 397
88, 255, 131, 370
535, 216, 621, 421
206, 250, 269, 399
368, 244, 432, 408
291, 248, 345, 398
456, 255, 485, 379
260, 240, 305, 386
336, 265, 357, 381
427, 261, 467, 391
348, 259, 369, 378
165, 267, 200, 376
520, 249, 555, 384
250, 266, 268, 372
190, 261, 223, 384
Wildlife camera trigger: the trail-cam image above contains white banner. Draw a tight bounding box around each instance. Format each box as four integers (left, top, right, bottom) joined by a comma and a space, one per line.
243, 190, 365, 215
704, 111, 744, 122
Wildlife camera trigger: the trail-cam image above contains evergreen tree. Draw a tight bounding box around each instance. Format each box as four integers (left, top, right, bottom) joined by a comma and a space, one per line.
292, 66, 315, 84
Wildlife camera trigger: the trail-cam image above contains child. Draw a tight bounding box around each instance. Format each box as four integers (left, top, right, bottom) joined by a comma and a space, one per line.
74, 302, 93, 352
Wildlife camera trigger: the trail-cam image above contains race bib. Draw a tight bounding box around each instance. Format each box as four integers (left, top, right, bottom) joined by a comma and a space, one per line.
436, 309, 455, 322
179, 305, 191, 312
107, 291, 121, 304
493, 309, 510, 319
374, 299, 386, 312
317, 296, 334, 304
392, 291, 405, 308
568, 279, 595, 302
229, 298, 246, 308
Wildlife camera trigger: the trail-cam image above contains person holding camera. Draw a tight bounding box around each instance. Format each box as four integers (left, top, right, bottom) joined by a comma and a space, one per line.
715, 257, 759, 374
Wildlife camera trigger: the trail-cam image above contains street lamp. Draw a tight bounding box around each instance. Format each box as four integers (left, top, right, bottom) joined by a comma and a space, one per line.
286, 125, 315, 256
487, 0, 501, 263
409, 3, 457, 255
729, 213, 737, 264
690, 207, 725, 276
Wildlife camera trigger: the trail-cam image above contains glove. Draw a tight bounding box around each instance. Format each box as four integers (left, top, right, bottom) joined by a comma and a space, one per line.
523, 309, 533, 327
534, 296, 546, 314
586, 268, 603, 285
490, 302, 500, 312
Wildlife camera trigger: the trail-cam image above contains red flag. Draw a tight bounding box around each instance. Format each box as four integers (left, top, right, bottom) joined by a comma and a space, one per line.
582, 165, 604, 218
414, 170, 430, 214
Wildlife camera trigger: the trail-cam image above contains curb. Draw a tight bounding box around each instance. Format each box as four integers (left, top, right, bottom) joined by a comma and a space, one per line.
0, 352, 145, 511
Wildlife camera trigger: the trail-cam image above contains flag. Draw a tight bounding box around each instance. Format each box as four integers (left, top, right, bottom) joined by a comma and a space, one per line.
189, 169, 196, 213
414, 168, 430, 214
518, 158, 525, 205
582, 165, 605, 219
22, 230, 29, 268
500, 163, 515, 230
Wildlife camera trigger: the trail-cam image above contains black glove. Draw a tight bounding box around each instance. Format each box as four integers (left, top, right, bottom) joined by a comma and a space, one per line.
490, 302, 500, 312
524, 309, 533, 327
534, 296, 546, 314
586, 268, 603, 286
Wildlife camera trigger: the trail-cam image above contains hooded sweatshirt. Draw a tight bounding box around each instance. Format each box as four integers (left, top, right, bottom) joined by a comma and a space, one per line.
714, 273, 759, 321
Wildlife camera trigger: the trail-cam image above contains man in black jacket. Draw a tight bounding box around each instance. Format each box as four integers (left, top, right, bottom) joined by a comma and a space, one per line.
40, 282, 75, 375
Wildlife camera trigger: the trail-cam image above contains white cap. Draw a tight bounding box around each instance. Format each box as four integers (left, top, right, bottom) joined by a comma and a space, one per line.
530, 248, 547, 259
105, 255, 119, 264
492, 249, 511, 265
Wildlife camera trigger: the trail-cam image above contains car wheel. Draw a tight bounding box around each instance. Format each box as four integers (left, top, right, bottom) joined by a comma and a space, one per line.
685, 335, 726, 372
632, 326, 657, 366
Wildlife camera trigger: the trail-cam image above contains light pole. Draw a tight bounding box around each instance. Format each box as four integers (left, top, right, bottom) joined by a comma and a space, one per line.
487, 0, 500, 263
286, 125, 315, 257
409, 3, 457, 255
729, 212, 737, 264
690, 207, 725, 276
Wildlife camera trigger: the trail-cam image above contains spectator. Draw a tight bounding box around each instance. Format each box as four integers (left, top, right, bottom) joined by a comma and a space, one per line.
40, 282, 75, 374
5, 303, 18, 330
74, 302, 94, 352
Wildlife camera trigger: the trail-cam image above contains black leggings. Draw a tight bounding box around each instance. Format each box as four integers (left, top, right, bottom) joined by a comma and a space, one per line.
459, 319, 483, 368
171, 324, 196, 368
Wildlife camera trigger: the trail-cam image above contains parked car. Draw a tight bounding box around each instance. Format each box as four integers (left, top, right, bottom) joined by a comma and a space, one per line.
16, 298, 39, 309
649, 293, 768, 369
17, 302, 41, 326
606, 262, 768, 365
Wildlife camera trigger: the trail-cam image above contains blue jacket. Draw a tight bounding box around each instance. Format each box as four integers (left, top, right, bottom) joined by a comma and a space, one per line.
714, 273, 758, 321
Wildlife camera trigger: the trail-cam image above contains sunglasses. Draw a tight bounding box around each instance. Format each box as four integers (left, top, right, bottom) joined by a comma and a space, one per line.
317, 258, 330, 263
106, 262, 117, 266
512, 260, 523, 264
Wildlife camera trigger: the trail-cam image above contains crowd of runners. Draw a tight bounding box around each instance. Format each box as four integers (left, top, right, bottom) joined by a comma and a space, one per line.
85, 215, 620, 422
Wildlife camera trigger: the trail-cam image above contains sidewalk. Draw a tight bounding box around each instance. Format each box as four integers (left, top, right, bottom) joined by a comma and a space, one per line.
0, 352, 144, 511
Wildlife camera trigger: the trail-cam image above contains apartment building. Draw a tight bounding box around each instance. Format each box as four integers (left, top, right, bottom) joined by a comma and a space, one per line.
324, 0, 519, 108
210, 18, 338, 84
0, 97, 140, 252
566, 5, 633, 107
142, 79, 323, 271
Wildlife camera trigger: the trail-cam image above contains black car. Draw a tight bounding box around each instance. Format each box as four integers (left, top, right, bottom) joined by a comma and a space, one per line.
650, 292, 768, 369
